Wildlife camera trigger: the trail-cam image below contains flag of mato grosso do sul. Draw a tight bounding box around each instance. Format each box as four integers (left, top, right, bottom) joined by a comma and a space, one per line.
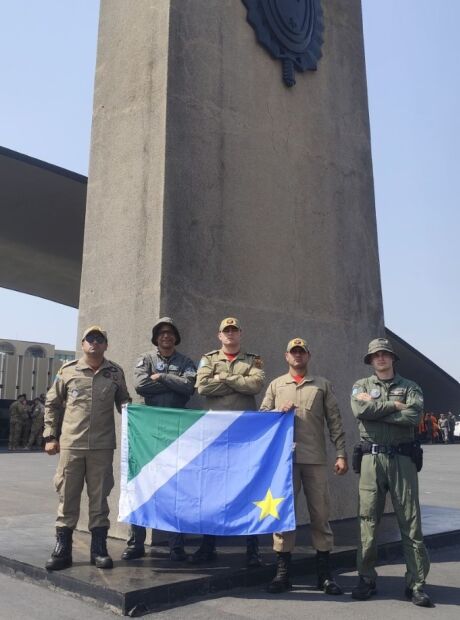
118, 404, 296, 536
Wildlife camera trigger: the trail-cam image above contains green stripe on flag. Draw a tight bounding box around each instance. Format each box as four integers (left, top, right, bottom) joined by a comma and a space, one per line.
127, 404, 206, 481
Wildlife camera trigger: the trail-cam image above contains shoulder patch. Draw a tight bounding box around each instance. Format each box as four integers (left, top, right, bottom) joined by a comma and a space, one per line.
198, 356, 211, 369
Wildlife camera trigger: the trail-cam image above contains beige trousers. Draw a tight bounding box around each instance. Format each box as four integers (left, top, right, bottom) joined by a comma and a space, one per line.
273, 463, 333, 553
54, 449, 114, 530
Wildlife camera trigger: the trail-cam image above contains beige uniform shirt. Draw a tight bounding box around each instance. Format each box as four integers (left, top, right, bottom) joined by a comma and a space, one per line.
260, 374, 346, 464
44, 357, 130, 450
196, 349, 265, 410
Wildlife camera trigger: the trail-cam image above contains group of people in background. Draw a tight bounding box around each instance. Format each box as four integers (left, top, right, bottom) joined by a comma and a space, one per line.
418, 411, 458, 444
8, 393, 45, 450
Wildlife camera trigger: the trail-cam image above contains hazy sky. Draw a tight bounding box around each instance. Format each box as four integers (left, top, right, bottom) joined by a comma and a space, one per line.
1, 1, 459, 379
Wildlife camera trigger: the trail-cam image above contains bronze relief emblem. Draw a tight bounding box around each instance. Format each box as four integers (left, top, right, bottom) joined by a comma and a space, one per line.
242, 0, 324, 87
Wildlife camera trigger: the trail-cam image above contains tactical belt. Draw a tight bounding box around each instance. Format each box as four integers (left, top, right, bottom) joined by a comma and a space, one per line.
361, 442, 414, 457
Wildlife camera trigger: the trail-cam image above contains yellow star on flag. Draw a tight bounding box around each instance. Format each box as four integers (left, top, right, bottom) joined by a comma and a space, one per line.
253, 489, 284, 521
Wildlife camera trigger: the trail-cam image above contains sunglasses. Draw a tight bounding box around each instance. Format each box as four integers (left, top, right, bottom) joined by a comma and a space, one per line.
85, 334, 106, 344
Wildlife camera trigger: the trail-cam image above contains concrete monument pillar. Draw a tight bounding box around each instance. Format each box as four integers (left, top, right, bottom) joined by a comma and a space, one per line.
78, 0, 384, 537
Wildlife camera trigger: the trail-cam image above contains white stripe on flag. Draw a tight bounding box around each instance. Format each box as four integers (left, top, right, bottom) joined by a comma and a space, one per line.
118, 410, 245, 521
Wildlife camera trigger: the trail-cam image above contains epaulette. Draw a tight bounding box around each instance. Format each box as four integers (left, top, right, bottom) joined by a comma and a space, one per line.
246, 352, 260, 357
204, 350, 220, 356
60, 359, 78, 370
106, 359, 124, 372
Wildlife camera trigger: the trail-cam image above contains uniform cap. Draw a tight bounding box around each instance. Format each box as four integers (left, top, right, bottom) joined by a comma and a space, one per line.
364, 338, 399, 364
219, 317, 241, 331
151, 317, 181, 346
81, 325, 108, 341
287, 338, 309, 352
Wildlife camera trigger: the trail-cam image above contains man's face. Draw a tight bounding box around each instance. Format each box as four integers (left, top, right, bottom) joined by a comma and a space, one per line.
82, 332, 108, 356
157, 325, 176, 351
370, 350, 394, 373
218, 326, 241, 348
285, 347, 310, 372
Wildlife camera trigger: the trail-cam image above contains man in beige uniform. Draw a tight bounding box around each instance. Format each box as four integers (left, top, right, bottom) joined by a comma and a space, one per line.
44, 326, 130, 571
193, 317, 265, 566
260, 338, 348, 594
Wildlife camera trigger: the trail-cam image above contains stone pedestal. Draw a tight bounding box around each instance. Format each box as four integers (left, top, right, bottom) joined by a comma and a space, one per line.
78, 0, 384, 538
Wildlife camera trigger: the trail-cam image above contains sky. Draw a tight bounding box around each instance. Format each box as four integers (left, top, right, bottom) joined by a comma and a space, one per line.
0, 1, 459, 378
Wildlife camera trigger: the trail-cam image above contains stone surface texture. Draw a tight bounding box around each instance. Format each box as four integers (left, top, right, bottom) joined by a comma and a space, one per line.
78, 0, 384, 538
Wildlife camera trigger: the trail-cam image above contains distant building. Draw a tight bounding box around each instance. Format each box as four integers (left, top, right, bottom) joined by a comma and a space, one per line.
0, 338, 75, 400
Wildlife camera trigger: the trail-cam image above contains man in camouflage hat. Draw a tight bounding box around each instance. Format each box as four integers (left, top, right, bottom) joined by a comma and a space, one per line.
260, 338, 348, 594
192, 317, 265, 566
27, 395, 45, 449
8, 394, 27, 450
121, 317, 197, 562
44, 326, 130, 571
350, 337, 431, 606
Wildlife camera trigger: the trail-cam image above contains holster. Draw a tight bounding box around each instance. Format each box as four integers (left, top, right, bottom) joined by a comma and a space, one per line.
352, 443, 363, 474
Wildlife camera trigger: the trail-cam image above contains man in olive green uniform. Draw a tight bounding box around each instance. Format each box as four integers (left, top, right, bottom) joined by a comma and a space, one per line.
351, 338, 431, 606
27, 396, 45, 449
44, 326, 130, 571
260, 338, 348, 594
193, 317, 265, 566
8, 394, 27, 450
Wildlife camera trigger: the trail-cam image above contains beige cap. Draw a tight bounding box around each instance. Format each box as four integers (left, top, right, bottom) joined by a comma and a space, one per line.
81, 325, 108, 341
286, 338, 309, 352
364, 338, 399, 364
219, 317, 241, 331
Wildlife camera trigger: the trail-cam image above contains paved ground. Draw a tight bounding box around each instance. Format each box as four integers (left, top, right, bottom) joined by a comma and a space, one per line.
0, 544, 458, 619
0, 443, 458, 617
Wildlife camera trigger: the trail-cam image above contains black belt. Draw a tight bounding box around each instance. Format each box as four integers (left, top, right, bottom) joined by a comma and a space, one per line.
361, 442, 414, 457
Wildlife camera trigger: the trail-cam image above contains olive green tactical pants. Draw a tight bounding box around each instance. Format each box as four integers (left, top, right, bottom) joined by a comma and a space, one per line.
357, 453, 430, 589
273, 463, 333, 553
54, 449, 114, 530
8, 416, 23, 449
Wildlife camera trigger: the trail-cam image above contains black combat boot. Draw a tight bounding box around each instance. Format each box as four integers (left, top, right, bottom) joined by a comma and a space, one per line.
405, 586, 432, 607
169, 533, 187, 561
121, 524, 146, 560
267, 552, 292, 593
246, 535, 262, 568
188, 535, 217, 564
90, 527, 114, 569
45, 527, 73, 571
316, 550, 343, 595
351, 576, 377, 600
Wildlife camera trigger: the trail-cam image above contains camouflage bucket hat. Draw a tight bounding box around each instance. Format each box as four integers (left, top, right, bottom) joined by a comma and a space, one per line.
364, 338, 399, 364
151, 317, 181, 346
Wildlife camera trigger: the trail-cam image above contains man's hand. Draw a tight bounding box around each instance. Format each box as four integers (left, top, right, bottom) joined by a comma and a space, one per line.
45, 440, 60, 455
394, 401, 406, 411
150, 373, 161, 382
355, 393, 372, 401
280, 401, 296, 413
334, 457, 348, 475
